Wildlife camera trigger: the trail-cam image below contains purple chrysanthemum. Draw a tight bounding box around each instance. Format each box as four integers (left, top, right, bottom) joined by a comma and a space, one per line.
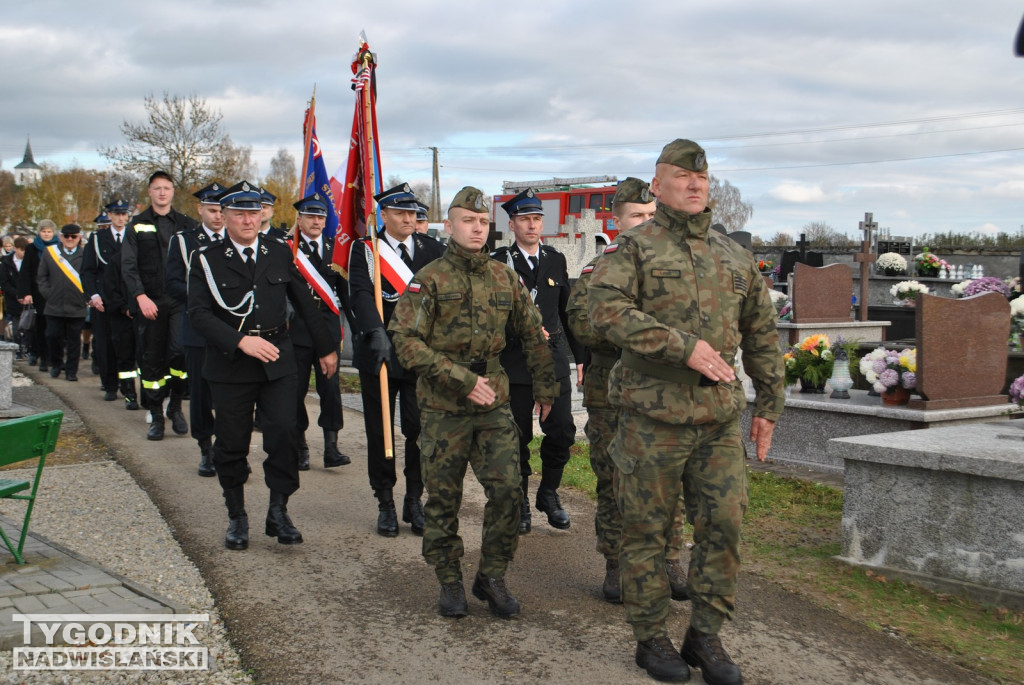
901, 372, 916, 389
872, 359, 887, 374
963, 277, 1011, 297
878, 369, 899, 388
1010, 374, 1024, 405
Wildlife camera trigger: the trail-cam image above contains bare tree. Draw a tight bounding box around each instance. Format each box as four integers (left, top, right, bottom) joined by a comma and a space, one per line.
262, 148, 299, 228
100, 92, 237, 200
767, 231, 793, 247
210, 137, 256, 185
802, 221, 852, 247
708, 175, 753, 233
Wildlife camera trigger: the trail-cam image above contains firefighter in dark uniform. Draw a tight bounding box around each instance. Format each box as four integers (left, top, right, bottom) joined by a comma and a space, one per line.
167, 182, 226, 477
82, 209, 117, 400
188, 181, 338, 551
260, 188, 288, 239
290, 192, 350, 470
121, 170, 198, 440
349, 183, 445, 537
490, 189, 581, 533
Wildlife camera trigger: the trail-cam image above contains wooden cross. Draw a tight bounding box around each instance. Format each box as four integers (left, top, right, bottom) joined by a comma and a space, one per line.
853, 212, 878, 321
796, 233, 810, 260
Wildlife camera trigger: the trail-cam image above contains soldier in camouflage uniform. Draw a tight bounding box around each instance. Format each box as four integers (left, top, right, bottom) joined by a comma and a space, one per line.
389, 186, 558, 619
567, 177, 689, 605
588, 140, 784, 684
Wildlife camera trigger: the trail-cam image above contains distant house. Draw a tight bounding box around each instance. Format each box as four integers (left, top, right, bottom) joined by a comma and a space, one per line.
13, 138, 41, 185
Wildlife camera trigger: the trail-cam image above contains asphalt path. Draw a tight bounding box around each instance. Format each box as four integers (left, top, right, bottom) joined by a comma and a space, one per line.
21, 363, 987, 684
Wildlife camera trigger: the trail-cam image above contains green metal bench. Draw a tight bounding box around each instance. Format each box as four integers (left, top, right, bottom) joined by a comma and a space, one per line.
0, 410, 63, 564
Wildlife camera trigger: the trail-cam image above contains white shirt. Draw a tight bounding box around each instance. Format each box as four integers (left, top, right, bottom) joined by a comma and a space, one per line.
384, 233, 414, 260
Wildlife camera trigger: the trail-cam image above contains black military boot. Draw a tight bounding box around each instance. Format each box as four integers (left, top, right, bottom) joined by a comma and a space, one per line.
81, 341, 90, 360
519, 476, 531, 534
535, 468, 570, 529
147, 401, 165, 441
680, 627, 742, 685
198, 438, 216, 477
402, 493, 425, 535
296, 434, 310, 471
603, 557, 622, 603
122, 381, 140, 410
471, 572, 520, 618
265, 491, 303, 544
635, 636, 690, 682
166, 394, 188, 435
323, 430, 350, 467
223, 487, 248, 551
666, 558, 690, 601
376, 490, 399, 537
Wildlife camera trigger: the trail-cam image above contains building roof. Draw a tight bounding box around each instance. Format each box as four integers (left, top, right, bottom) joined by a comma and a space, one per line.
14, 138, 40, 170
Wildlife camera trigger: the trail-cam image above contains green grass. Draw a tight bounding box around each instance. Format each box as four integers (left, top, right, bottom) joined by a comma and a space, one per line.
531, 439, 1024, 684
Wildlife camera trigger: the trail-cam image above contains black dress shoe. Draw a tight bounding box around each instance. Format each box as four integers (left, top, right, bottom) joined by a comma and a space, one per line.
103, 389, 117, 401
438, 581, 468, 618
471, 573, 520, 618
680, 628, 742, 685
124, 396, 140, 411
376, 497, 399, 537
66, 373, 78, 382
603, 557, 622, 603
402, 495, 425, 535
49, 366, 59, 378
636, 637, 690, 683
535, 488, 570, 529
666, 559, 690, 601
39, 363, 49, 373
519, 499, 531, 534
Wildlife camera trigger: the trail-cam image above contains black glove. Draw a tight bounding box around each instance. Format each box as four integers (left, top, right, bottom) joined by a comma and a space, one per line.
366, 328, 393, 375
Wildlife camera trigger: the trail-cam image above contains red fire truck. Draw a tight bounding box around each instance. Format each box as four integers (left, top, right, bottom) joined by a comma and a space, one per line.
492, 176, 622, 245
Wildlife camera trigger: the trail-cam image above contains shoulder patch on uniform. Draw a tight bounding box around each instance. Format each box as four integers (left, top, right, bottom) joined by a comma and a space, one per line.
581, 265, 594, 274
408, 282, 421, 293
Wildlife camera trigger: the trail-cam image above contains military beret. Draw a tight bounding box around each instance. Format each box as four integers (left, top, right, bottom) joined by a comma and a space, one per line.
449, 186, 488, 213
375, 183, 419, 211
218, 181, 263, 210
193, 182, 225, 205
293, 193, 329, 216
104, 198, 133, 214
93, 213, 112, 226
656, 139, 708, 172
60, 223, 82, 236
501, 188, 543, 216
613, 177, 653, 205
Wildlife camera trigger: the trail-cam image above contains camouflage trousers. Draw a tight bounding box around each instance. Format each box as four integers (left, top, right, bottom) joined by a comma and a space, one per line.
419, 406, 523, 583
586, 406, 687, 560
611, 409, 748, 640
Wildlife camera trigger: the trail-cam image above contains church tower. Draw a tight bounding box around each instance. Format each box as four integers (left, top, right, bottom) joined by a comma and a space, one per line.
14, 137, 42, 185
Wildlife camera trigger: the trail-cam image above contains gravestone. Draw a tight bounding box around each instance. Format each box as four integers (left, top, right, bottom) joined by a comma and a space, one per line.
790, 263, 853, 324
779, 233, 824, 282
908, 292, 1010, 410
727, 230, 752, 251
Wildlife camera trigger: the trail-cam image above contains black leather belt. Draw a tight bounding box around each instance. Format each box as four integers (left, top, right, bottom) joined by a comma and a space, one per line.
244, 323, 285, 338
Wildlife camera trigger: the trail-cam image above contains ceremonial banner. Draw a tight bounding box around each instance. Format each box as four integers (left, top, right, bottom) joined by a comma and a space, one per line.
301, 108, 341, 242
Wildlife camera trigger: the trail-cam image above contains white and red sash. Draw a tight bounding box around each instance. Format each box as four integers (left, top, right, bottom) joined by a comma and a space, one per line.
289, 240, 341, 316
364, 239, 414, 297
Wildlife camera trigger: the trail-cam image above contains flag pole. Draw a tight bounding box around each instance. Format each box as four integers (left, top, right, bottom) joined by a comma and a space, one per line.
296, 85, 317, 259
360, 47, 394, 460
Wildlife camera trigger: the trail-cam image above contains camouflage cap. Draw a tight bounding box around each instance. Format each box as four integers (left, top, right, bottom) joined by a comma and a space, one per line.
612, 177, 653, 206
656, 139, 708, 172
448, 186, 488, 213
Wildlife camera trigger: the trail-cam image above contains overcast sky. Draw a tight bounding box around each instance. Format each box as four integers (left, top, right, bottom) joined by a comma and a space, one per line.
3, 1, 1024, 241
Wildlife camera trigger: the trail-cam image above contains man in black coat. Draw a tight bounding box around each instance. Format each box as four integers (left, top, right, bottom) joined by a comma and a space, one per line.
188, 181, 338, 551
0, 237, 27, 357
349, 183, 444, 537
37, 224, 89, 381
491, 188, 582, 533
122, 170, 198, 440
166, 182, 226, 477
289, 192, 350, 470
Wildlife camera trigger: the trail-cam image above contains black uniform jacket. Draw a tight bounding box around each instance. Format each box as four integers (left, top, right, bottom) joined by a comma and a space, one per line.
348, 230, 444, 378
167, 227, 216, 348
122, 206, 198, 305
187, 234, 334, 384
81, 227, 124, 303
290, 235, 345, 349
490, 243, 581, 383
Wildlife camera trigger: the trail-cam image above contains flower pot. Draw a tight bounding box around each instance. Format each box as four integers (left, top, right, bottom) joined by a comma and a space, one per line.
881, 386, 911, 405
799, 378, 826, 394
881, 267, 905, 277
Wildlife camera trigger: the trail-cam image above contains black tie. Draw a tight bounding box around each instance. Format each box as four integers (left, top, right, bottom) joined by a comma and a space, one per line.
528, 255, 538, 270
213, 232, 222, 242
309, 240, 320, 266
115, 232, 121, 244
243, 247, 255, 281
399, 243, 413, 269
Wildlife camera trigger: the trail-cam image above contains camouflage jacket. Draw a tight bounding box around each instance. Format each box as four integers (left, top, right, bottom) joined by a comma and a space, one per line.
566, 253, 619, 409
389, 239, 559, 415
588, 204, 784, 425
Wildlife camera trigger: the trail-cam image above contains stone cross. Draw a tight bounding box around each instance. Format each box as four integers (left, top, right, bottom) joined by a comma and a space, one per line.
796, 233, 810, 261
853, 212, 878, 321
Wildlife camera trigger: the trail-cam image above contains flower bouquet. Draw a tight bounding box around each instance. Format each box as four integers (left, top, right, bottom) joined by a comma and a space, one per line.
860, 346, 916, 404
963, 276, 1010, 298
913, 247, 949, 278
757, 259, 774, 273
877, 252, 907, 276
890, 280, 929, 305
1009, 374, 1024, 408
783, 334, 834, 391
